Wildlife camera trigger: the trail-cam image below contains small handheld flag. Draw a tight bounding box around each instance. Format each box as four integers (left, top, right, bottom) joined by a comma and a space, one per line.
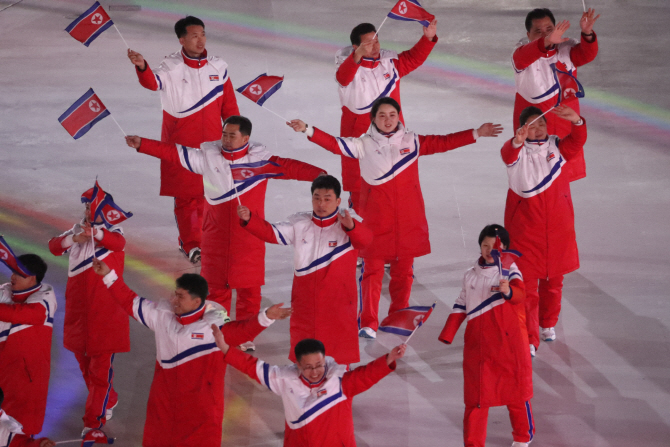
82, 181, 133, 228
235, 74, 288, 122
490, 234, 521, 279
80, 428, 114, 445
387, 0, 435, 27
0, 236, 32, 278
230, 160, 285, 184
59, 89, 111, 139
527, 63, 585, 126
65, 2, 114, 47
379, 302, 436, 341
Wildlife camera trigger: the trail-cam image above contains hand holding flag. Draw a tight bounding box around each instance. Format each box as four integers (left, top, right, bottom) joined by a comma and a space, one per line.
490, 234, 521, 279
82, 180, 133, 228
0, 236, 32, 278
379, 302, 436, 343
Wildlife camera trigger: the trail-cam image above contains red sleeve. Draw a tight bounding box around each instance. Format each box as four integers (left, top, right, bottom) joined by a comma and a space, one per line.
501, 138, 522, 165
138, 138, 182, 165
512, 38, 549, 71
418, 131, 476, 156
269, 156, 326, 181
219, 314, 267, 347
335, 53, 360, 87
224, 346, 262, 383
344, 220, 373, 250
341, 355, 395, 397
107, 276, 139, 316
569, 32, 599, 67
396, 35, 438, 78
48, 235, 68, 256
557, 119, 587, 161
241, 213, 280, 244
135, 62, 158, 91
98, 230, 126, 252
221, 78, 241, 120
438, 313, 466, 344
8, 434, 48, 447
507, 278, 526, 305
0, 302, 48, 326
308, 127, 344, 156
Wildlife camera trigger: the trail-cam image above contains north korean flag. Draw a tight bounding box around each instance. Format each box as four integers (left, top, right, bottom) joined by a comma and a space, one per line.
552, 63, 585, 107
82, 180, 133, 228
0, 235, 32, 278
230, 160, 285, 184
379, 303, 436, 336
236, 74, 284, 106
65, 2, 114, 47
387, 0, 435, 28
58, 88, 110, 140
490, 234, 521, 279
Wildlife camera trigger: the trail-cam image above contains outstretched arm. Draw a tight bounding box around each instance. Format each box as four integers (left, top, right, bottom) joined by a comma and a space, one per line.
512, 21, 569, 72
418, 129, 479, 156
125, 136, 206, 175
288, 120, 365, 159
570, 9, 600, 66
269, 155, 326, 181
341, 345, 404, 397
238, 206, 296, 246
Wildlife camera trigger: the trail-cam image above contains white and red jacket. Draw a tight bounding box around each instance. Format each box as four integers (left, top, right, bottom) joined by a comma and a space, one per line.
242, 208, 373, 364
137, 138, 325, 290
439, 259, 532, 407
48, 222, 129, 356
306, 123, 476, 259
335, 35, 437, 191
225, 348, 395, 447
502, 120, 587, 280
0, 283, 56, 436
102, 269, 274, 447
512, 34, 598, 180
135, 49, 240, 198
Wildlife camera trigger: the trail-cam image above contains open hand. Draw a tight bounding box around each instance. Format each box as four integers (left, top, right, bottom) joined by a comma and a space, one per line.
337, 209, 354, 230
211, 323, 230, 354
551, 104, 581, 123
423, 19, 437, 40
92, 258, 111, 276
387, 344, 407, 365
477, 123, 503, 138
287, 120, 307, 133
544, 20, 570, 47
126, 135, 142, 149
580, 8, 600, 35
265, 303, 293, 320
513, 124, 529, 145
127, 49, 146, 70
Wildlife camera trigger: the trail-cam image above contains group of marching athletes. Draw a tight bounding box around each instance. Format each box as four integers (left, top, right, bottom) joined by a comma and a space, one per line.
0, 5, 600, 447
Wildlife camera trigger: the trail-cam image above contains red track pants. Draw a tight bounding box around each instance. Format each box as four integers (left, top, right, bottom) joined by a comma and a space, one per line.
524, 275, 564, 348
74, 352, 117, 429
208, 286, 262, 321
359, 257, 414, 331
174, 196, 204, 255
464, 400, 535, 446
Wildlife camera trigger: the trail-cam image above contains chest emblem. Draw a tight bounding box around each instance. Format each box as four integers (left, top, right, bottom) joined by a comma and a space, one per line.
399, 147, 410, 155
328, 241, 337, 247
191, 332, 204, 340
317, 388, 328, 398
490, 285, 500, 293
209, 75, 219, 81
383, 72, 391, 80
546, 152, 556, 162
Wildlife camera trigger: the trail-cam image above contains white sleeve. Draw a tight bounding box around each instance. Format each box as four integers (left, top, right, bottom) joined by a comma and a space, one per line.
334, 136, 365, 159
176, 144, 207, 175
255, 361, 285, 396
152, 62, 169, 91
270, 220, 296, 246
451, 275, 468, 314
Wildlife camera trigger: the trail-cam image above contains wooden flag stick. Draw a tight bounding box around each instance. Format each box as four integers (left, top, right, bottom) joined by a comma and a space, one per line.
262, 105, 290, 123
109, 113, 127, 136
373, 16, 388, 39
113, 23, 130, 49
527, 106, 555, 127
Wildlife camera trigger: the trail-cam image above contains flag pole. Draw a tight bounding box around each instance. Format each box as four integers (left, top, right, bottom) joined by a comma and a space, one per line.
261, 105, 290, 123
404, 324, 420, 344
233, 184, 242, 206
581, 0, 587, 13
373, 16, 388, 39
113, 23, 130, 49
108, 113, 127, 136
54, 439, 83, 445
527, 106, 556, 127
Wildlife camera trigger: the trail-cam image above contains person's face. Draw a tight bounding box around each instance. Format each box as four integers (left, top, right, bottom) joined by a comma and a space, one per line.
312, 188, 341, 218
171, 287, 202, 316
373, 104, 400, 133
179, 25, 206, 57
11, 272, 36, 291
480, 236, 506, 264
221, 124, 250, 150
354, 31, 381, 59
527, 17, 555, 42
297, 352, 327, 383
525, 115, 548, 140
84, 203, 103, 224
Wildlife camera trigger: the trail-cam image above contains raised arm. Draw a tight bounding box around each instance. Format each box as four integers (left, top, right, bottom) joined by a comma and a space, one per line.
512, 20, 571, 72
553, 105, 587, 160
335, 52, 360, 87
48, 227, 75, 256
126, 136, 207, 175
571, 8, 600, 67
223, 345, 284, 396
341, 348, 401, 397
128, 49, 160, 91
339, 210, 373, 250
217, 304, 291, 349
239, 207, 296, 246
396, 20, 438, 78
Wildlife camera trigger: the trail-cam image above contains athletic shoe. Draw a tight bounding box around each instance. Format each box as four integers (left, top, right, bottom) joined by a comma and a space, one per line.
540, 326, 556, 342
359, 327, 376, 339
81, 427, 93, 438
239, 341, 255, 352
530, 344, 536, 358
357, 257, 363, 268
188, 247, 201, 264
106, 402, 117, 421
511, 442, 529, 447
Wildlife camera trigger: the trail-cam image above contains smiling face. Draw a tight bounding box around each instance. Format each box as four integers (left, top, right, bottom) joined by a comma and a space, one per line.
354, 31, 381, 59
297, 352, 327, 383
179, 24, 206, 58
525, 115, 548, 141
311, 188, 341, 218
373, 103, 400, 134
480, 236, 506, 264
221, 123, 250, 150
527, 17, 555, 42
171, 287, 202, 316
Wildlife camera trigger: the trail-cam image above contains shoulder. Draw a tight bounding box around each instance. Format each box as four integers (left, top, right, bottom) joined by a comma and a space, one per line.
514, 37, 530, 49
380, 49, 398, 60
248, 142, 271, 159
335, 46, 353, 65
288, 211, 312, 225
0, 284, 11, 302
158, 51, 185, 72
558, 38, 579, 50
31, 284, 57, 304
207, 56, 229, 71
201, 140, 222, 152
105, 224, 124, 235
325, 357, 348, 379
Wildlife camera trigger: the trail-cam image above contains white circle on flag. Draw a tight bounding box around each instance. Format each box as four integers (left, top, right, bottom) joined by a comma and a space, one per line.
0, 249, 7, 261
89, 100, 101, 113
240, 169, 254, 178
106, 209, 120, 222
413, 315, 424, 325
564, 88, 576, 98
91, 13, 103, 25
249, 84, 263, 95
399, 2, 408, 14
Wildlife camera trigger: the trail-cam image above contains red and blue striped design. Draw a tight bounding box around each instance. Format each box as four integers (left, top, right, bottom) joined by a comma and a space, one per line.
379, 302, 436, 336
387, 0, 435, 28
65, 2, 114, 47
0, 235, 32, 277
236, 73, 284, 106
58, 88, 110, 140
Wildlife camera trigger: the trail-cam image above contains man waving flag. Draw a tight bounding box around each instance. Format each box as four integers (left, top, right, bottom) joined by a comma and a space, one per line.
387, 0, 435, 27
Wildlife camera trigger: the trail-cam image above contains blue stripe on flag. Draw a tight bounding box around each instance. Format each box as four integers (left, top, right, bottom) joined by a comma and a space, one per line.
58, 88, 96, 123
256, 80, 283, 106
72, 110, 111, 140
64, 2, 102, 32
83, 20, 113, 47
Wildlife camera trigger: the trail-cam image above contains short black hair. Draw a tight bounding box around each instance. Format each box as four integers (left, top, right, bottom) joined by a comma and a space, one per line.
525, 8, 555, 32
223, 116, 252, 137
294, 339, 325, 362
17, 254, 47, 283
370, 97, 401, 121
519, 106, 545, 126
175, 16, 205, 39
311, 175, 341, 199
478, 224, 510, 248
176, 273, 208, 305
350, 23, 376, 46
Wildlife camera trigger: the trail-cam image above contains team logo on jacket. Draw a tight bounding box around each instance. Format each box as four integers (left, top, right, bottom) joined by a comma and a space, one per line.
328, 241, 337, 247
191, 333, 204, 340
490, 285, 500, 293
546, 152, 556, 162
209, 75, 219, 81
317, 388, 328, 398
383, 72, 391, 80
399, 147, 411, 155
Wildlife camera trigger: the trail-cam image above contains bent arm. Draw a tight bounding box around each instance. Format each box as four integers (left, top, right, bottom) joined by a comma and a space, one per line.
0, 302, 49, 326
512, 38, 549, 72
135, 62, 159, 91
342, 355, 395, 397
138, 139, 206, 174
336, 52, 360, 87
396, 35, 438, 78
308, 127, 364, 159
418, 131, 476, 156
345, 220, 373, 250
96, 229, 126, 252
558, 119, 587, 161
243, 214, 294, 246
570, 32, 598, 67
506, 278, 526, 305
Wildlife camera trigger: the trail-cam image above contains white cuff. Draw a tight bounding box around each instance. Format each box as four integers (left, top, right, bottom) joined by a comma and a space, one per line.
102, 269, 119, 288
305, 125, 315, 138
512, 140, 523, 148
61, 235, 74, 248
258, 307, 274, 327
472, 129, 479, 140
574, 118, 584, 126
94, 228, 104, 241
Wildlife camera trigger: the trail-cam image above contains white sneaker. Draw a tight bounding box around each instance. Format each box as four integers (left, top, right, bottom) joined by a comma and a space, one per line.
359, 327, 376, 339
188, 247, 201, 264
512, 442, 529, 447
81, 427, 94, 438
238, 341, 255, 352
106, 401, 117, 421
530, 344, 536, 358
357, 257, 363, 268
540, 326, 556, 342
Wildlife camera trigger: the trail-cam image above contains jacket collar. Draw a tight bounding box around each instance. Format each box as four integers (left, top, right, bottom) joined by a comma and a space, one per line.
524, 137, 550, 152
369, 122, 406, 145
359, 56, 381, 69
181, 48, 208, 69
12, 283, 42, 303
299, 365, 329, 388
311, 208, 339, 228
221, 142, 249, 161
175, 302, 206, 326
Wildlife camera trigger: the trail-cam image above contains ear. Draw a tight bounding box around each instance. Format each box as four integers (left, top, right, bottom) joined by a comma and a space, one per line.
179, 36, 185, 46
527, 31, 532, 40
352, 44, 359, 51
336, 197, 342, 207
242, 134, 250, 145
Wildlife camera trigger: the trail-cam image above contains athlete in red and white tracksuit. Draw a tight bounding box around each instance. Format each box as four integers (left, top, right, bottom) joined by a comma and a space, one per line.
224, 347, 396, 446
134, 49, 240, 256
48, 219, 129, 430
304, 123, 478, 331
501, 120, 587, 348
336, 34, 437, 208
512, 32, 597, 181
0, 408, 53, 447
134, 138, 325, 320
241, 208, 373, 364
0, 283, 56, 440
100, 268, 275, 447
439, 260, 534, 446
